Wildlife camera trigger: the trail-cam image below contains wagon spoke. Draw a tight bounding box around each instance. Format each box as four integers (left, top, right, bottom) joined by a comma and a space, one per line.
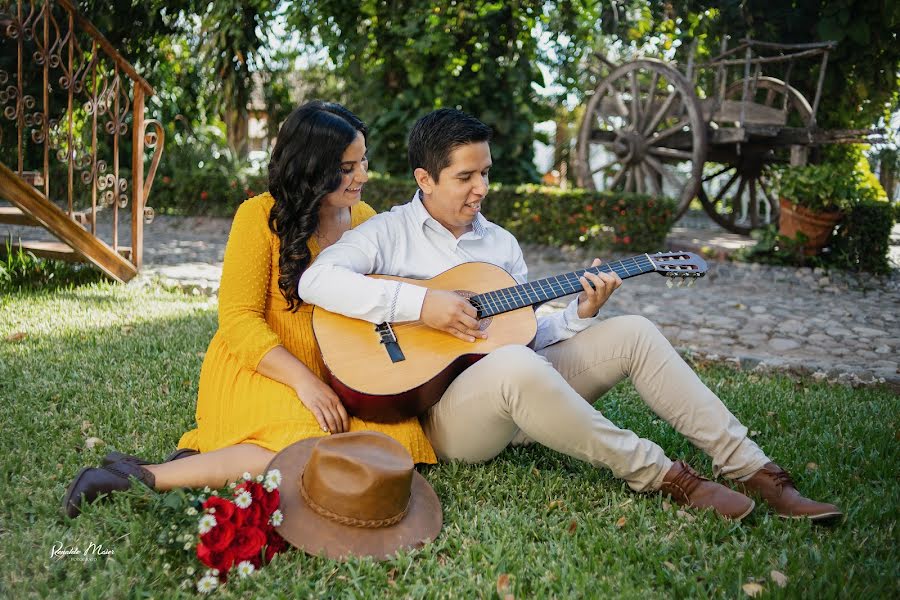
629, 70, 641, 130
644, 154, 681, 188
634, 163, 646, 194
648, 119, 690, 146
609, 166, 627, 190
642, 71, 659, 132
591, 157, 620, 175
648, 147, 693, 161
702, 165, 730, 182
715, 170, 740, 201
642, 90, 678, 137
645, 162, 663, 196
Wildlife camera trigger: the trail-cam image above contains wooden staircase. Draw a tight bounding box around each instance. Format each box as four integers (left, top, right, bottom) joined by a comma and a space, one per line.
0, 0, 164, 282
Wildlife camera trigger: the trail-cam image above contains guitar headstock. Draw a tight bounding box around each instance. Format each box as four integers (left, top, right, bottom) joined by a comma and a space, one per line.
648, 251, 708, 288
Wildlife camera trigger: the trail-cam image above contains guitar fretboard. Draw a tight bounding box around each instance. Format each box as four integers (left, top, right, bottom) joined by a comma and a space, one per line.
470, 254, 655, 318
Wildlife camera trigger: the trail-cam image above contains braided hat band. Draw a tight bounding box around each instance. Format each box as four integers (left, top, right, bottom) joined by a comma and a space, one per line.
299, 471, 410, 529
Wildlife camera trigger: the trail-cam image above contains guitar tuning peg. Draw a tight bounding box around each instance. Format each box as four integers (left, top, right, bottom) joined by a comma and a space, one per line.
666, 278, 674, 288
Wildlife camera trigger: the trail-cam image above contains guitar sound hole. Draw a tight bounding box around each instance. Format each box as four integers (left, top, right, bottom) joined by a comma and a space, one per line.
454, 289, 492, 331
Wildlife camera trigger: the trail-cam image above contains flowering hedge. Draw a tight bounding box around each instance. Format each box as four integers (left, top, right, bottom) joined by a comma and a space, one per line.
362, 177, 678, 253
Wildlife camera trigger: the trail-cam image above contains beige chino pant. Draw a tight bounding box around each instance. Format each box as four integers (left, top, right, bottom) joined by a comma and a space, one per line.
421, 315, 770, 492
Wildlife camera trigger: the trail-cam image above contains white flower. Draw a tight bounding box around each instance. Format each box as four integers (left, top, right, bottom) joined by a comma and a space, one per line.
207, 507, 216, 514
234, 490, 252, 509
186, 507, 198, 516
163, 563, 171, 571
210, 490, 219, 496
183, 542, 192, 551
198, 514, 217, 534
186, 567, 196, 576
229, 482, 237, 489
196, 575, 218, 594
256, 474, 264, 483
264, 469, 282, 491
236, 560, 256, 578
203, 486, 211, 493
242, 472, 252, 481
269, 509, 284, 527
180, 579, 192, 589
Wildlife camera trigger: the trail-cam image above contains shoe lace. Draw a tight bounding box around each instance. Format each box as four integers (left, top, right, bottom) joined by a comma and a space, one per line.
770, 467, 795, 490
664, 461, 708, 500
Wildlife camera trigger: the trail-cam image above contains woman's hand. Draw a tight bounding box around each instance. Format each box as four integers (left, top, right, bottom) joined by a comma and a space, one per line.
576, 258, 622, 318
294, 374, 350, 434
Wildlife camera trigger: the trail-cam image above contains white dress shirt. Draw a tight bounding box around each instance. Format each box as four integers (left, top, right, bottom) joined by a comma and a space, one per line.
298, 192, 599, 350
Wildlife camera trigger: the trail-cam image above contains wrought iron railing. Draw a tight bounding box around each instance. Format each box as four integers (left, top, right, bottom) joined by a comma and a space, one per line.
0, 0, 163, 268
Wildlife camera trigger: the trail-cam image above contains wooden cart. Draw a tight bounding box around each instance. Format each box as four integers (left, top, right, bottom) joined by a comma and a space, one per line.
575, 39, 877, 235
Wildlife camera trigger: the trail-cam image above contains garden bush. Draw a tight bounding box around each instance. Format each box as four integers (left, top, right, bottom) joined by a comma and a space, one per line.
363, 176, 678, 253
148, 141, 267, 217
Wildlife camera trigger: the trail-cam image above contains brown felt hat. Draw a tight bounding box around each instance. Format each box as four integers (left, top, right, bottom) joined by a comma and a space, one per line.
267, 431, 442, 561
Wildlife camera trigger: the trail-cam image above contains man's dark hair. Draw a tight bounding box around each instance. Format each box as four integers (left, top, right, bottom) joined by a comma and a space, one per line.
408, 109, 492, 182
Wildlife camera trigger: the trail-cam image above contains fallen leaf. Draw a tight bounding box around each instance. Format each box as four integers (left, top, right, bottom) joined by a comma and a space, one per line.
84, 437, 104, 449
663, 561, 676, 571
5, 331, 26, 342
496, 573, 512, 598
531, 466, 540, 476
676, 510, 696, 522
662, 501, 672, 511
81, 420, 93, 434
567, 519, 578, 534
387, 568, 397, 586
806, 462, 818, 471
770, 570, 788, 588
437, 553, 448, 566
196, 351, 206, 358
547, 499, 564, 511
121, 325, 133, 334
615, 516, 627, 528
161, 383, 170, 396
742, 582, 764, 597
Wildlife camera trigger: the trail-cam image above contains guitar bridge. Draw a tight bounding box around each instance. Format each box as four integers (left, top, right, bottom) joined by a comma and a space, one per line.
375, 322, 405, 363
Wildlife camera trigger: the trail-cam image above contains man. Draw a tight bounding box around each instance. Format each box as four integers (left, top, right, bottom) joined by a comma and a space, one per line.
298, 108, 840, 521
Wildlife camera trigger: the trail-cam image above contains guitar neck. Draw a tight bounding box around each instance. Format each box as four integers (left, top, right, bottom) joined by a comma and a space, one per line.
470, 254, 657, 318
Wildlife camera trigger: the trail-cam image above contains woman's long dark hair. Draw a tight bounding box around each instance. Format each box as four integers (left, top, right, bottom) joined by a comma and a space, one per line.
267, 101, 367, 311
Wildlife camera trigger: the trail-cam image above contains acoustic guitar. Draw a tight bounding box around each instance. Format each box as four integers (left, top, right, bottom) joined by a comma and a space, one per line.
312, 251, 707, 422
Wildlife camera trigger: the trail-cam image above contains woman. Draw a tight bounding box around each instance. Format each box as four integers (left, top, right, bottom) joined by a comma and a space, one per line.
63, 101, 436, 518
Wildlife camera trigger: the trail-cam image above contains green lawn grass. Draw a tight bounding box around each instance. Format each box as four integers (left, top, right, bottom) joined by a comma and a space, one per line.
1, 281, 897, 598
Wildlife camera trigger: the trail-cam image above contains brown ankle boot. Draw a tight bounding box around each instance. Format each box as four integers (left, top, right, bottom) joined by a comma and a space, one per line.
737, 462, 842, 521
660, 461, 755, 521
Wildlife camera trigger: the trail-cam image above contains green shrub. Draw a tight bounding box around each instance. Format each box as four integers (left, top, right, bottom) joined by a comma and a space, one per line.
1, 238, 105, 292
824, 199, 897, 274
362, 176, 678, 253
148, 142, 267, 217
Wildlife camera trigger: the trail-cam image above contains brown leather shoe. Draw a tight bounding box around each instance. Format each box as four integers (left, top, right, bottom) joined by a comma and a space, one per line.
737, 462, 842, 521
101, 448, 199, 466
62, 460, 156, 518
660, 460, 755, 521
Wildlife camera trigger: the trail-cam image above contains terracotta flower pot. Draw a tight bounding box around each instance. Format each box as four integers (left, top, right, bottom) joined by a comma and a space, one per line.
778, 198, 842, 256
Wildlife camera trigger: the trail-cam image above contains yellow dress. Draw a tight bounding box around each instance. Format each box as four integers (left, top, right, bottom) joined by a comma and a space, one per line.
178, 193, 437, 464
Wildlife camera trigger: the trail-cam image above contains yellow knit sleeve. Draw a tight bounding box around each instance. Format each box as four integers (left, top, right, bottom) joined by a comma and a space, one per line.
216, 197, 281, 370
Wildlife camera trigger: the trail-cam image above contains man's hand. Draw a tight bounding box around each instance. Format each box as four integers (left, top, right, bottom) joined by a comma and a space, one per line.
294, 373, 350, 434
576, 258, 622, 318
420, 289, 488, 342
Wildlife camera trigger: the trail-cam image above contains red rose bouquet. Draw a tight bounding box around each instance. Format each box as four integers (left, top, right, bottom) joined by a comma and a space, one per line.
186, 469, 288, 593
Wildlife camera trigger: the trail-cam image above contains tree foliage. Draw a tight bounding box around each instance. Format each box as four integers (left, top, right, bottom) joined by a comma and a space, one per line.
287, 0, 550, 183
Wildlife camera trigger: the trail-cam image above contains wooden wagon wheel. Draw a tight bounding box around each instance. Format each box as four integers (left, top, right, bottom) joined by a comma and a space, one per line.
698, 77, 813, 235
576, 59, 707, 218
